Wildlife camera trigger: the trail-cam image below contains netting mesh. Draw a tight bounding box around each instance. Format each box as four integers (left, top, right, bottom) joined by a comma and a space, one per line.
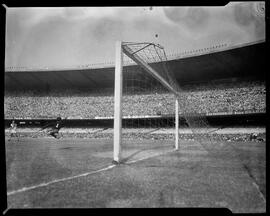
122, 42, 238, 158
122, 65, 175, 137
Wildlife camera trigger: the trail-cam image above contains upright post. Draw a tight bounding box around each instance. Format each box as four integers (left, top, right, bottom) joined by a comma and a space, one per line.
113, 41, 123, 163
175, 98, 179, 150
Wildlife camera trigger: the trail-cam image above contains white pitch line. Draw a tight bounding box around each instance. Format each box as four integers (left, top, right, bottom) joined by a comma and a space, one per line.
7, 164, 116, 196
7, 149, 177, 196
252, 181, 266, 204
126, 149, 177, 164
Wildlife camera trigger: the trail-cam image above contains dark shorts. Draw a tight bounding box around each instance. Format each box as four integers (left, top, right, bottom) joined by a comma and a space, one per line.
47, 128, 61, 139
47, 128, 59, 134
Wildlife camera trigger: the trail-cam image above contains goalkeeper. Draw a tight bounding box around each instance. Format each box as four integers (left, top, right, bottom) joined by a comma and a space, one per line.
40, 117, 63, 139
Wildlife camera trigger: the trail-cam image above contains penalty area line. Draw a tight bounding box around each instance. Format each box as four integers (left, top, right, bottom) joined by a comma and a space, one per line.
7, 164, 116, 196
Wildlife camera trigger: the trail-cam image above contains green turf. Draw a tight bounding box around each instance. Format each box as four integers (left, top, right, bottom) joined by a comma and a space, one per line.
5, 137, 265, 212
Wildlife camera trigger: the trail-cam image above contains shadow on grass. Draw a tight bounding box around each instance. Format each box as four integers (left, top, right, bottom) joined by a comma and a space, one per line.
120, 145, 170, 164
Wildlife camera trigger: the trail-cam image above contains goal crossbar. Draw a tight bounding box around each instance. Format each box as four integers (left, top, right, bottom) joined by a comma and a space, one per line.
113, 41, 179, 164
122, 44, 179, 96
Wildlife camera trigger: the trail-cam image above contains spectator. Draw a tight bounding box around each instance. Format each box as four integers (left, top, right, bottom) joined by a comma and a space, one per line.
4, 80, 266, 119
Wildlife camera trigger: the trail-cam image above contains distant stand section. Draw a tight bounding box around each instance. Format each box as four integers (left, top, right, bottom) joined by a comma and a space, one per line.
4, 79, 265, 120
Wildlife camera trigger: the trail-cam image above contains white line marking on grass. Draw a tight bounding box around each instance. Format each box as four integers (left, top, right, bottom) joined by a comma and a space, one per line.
241, 165, 266, 204
7, 164, 116, 196
125, 149, 177, 164
251, 181, 266, 204
7, 149, 178, 196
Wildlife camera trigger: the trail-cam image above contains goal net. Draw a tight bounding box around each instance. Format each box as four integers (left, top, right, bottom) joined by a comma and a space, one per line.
113, 41, 234, 164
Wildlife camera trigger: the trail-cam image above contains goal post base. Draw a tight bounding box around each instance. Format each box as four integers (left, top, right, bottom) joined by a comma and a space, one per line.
112, 160, 122, 165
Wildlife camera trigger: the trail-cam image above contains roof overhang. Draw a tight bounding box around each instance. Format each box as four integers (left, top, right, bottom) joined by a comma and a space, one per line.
5, 41, 266, 91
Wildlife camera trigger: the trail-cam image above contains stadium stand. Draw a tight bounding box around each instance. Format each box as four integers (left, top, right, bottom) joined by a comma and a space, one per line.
4, 80, 265, 119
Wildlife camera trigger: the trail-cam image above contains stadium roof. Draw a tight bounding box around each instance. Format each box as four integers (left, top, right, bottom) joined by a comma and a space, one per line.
5, 40, 266, 91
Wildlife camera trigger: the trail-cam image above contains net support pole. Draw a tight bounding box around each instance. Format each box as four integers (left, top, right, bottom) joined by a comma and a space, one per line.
113, 41, 123, 163
175, 98, 179, 150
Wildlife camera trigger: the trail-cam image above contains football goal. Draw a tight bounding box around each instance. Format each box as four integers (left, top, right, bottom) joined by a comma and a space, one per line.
113, 41, 229, 164
113, 41, 180, 163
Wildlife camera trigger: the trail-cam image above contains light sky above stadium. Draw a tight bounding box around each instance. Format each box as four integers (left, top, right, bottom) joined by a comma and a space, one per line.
5, 2, 265, 69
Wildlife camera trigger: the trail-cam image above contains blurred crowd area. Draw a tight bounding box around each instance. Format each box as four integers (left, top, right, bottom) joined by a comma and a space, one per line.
4, 80, 265, 119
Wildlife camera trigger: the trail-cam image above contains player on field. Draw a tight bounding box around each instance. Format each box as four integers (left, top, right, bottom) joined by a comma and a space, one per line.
8, 119, 18, 141
40, 117, 64, 139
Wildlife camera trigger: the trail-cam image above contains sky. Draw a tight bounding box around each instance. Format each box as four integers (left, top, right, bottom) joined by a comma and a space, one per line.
5, 2, 265, 70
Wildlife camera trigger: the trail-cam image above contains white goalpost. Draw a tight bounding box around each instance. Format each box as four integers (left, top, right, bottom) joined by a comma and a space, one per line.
113, 41, 123, 163
113, 41, 179, 163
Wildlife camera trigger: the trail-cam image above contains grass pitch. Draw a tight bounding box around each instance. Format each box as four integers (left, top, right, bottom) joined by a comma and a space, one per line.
5, 137, 265, 212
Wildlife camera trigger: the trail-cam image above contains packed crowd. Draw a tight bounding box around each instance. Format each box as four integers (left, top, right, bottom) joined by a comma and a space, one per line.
4, 80, 265, 119
181, 81, 266, 114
